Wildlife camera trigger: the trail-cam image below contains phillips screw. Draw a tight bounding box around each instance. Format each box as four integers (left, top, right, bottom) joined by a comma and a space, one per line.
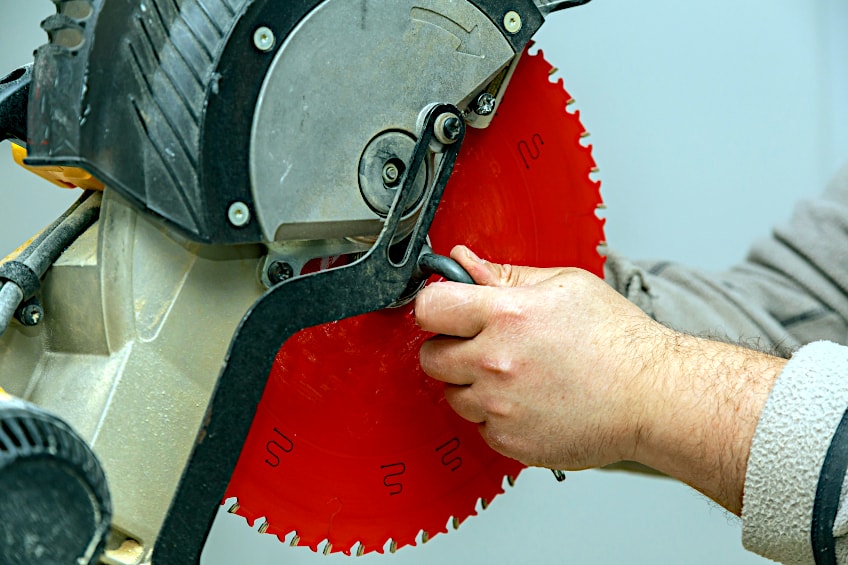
434, 113, 463, 145
474, 92, 496, 116
267, 261, 294, 285
253, 26, 275, 52
503, 11, 522, 34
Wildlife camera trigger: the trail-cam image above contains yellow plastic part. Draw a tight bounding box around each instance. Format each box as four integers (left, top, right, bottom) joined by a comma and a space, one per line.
11, 143, 104, 191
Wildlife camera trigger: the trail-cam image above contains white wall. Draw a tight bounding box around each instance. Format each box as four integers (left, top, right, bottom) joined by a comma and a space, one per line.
1, 1, 845, 564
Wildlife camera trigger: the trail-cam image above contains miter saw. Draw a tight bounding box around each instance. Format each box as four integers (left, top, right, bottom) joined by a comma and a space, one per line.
0, 0, 604, 563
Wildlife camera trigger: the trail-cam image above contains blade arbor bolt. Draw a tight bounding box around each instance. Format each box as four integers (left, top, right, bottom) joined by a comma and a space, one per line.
268, 261, 294, 285
382, 161, 401, 186
253, 26, 275, 52
474, 92, 496, 116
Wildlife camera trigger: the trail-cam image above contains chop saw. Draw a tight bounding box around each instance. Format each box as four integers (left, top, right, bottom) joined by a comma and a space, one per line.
0, 1, 604, 562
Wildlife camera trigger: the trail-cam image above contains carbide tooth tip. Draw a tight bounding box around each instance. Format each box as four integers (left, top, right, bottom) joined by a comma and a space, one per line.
451, 517, 460, 530
580, 131, 591, 138
258, 520, 269, 534
596, 204, 607, 210
548, 66, 559, 76
480, 498, 489, 510
590, 166, 600, 173
356, 543, 365, 557
507, 475, 516, 487
323, 542, 333, 555
227, 502, 240, 514
421, 531, 429, 544
566, 98, 576, 106
389, 540, 397, 554
290, 534, 301, 547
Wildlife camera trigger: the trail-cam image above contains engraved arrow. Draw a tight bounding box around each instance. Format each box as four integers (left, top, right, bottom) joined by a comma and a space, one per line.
411, 7, 483, 58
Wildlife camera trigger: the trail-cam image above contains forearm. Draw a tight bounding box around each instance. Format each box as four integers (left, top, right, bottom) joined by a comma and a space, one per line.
633, 332, 787, 515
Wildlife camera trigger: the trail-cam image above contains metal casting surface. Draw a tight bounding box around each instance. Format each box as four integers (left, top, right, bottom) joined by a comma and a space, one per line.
249, 0, 514, 241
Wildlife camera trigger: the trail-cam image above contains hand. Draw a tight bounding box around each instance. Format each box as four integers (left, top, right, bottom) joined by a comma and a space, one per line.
415, 245, 667, 470
414, 245, 786, 514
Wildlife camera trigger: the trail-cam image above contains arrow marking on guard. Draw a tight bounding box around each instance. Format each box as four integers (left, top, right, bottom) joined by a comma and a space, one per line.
411, 7, 483, 58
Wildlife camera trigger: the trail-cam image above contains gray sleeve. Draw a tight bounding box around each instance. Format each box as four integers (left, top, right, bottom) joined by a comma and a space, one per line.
604, 160, 848, 356
742, 341, 848, 565
604, 162, 848, 562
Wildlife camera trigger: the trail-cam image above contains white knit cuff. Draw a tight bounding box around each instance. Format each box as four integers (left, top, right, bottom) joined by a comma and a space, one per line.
742, 341, 848, 564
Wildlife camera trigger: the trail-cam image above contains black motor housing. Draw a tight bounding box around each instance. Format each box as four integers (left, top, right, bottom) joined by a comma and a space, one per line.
0, 395, 111, 565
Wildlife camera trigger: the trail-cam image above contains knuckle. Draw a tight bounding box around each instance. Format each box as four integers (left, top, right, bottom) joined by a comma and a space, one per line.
479, 352, 516, 379
479, 395, 514, 420
490, 295, 525, 325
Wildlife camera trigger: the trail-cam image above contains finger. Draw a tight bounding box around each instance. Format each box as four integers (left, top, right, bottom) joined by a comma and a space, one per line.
414, 281, 493, 337
449, 245, 565, 288
419, 335, 479, 385
443, 384, 486, 424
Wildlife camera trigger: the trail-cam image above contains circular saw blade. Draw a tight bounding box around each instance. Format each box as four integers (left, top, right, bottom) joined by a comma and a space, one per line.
224, 48, 604, 555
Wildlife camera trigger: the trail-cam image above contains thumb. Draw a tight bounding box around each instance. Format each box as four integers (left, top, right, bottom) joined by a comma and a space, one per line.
449, 245, 561, 288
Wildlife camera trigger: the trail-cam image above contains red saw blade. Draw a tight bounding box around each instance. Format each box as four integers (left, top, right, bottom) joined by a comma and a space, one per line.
224, 48, 605, 555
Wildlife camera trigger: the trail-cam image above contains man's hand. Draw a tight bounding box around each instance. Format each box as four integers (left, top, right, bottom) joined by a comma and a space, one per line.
414, 245, 786, 515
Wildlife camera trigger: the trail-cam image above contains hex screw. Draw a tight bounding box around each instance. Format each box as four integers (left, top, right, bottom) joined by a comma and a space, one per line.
267, 261, 294, 285
253, 26, 275, 52
228, 202, 251, 227
474, 92, 496, 116
503, 11, 522, 34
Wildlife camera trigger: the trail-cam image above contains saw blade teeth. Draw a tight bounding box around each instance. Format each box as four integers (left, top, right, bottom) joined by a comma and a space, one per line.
421, 531, 430, 544
566, 98, 576, 106
290, 534, 301, 547
355, 543, 365, 557
451, 516, 460, 530
322, 542, 333, 556
507, 475, 516, 487
258, 520, 270, 534
480, 498, 489, 510
389, 540, 398, 554
227, 502, 240, 514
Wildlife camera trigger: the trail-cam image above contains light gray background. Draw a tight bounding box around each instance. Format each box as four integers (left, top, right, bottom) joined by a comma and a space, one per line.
1, 1, 846, 564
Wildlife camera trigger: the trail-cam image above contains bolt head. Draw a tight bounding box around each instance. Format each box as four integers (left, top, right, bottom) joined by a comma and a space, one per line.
441, 116, 462, 142
21, 304, 43, 326
228, 202, 251, 227
434, 113, 464, 145
503, 11, 522, 34
268, 261, 294, 285
382, 162, 400, 185
253, 26, 275, 52
475, 92, 496, 116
